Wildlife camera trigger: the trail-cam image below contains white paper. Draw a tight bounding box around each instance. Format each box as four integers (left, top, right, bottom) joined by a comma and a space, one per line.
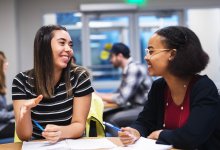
66, 138, 117, 149
22, 138, 117, 150
112, 137, 172, 150
22, 140, 70, 150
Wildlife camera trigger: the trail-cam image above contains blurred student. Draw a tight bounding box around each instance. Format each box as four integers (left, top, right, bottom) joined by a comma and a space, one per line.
0, 51, 14, 139
12, 25, 94, 143
97, 43, 152, 136
118, 26, 220, 150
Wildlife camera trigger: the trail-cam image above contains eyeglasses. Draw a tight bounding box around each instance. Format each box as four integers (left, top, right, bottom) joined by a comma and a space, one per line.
145, 48, 176, 58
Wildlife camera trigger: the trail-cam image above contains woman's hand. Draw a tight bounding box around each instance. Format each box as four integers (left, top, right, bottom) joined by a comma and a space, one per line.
118, 127, 141, 146
19, 95, 43, 119
147, 130, 163, 140
42, 124, 62, 143
13, 95, 43, 141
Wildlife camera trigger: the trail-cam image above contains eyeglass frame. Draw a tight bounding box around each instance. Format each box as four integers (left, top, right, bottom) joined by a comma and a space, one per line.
145, 48, 176, 57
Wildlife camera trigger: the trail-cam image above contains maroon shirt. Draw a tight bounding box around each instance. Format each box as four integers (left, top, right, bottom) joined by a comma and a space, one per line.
163, 76, 198, 129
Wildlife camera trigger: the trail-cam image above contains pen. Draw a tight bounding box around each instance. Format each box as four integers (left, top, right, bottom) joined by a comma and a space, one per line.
103, 121, 121, 131
33, 119, 44, 131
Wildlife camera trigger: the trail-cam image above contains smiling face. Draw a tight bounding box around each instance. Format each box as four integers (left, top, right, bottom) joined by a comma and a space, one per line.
51, 30, 73, 71
144, 33, 174, 77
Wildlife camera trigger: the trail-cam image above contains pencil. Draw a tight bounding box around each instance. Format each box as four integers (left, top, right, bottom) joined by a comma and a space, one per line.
33, 119, 44, 131
103, 121, 121, 131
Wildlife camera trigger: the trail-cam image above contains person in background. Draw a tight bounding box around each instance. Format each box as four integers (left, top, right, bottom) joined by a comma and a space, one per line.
118, 26, 220, 149
0, 51, 15, 139
97, 43, 152, 136
12, 25, 94, 143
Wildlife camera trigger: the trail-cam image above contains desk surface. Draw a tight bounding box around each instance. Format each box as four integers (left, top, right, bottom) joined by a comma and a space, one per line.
104, 102, 118, 109
104, 102, 119, 113
0, 137, 122, 150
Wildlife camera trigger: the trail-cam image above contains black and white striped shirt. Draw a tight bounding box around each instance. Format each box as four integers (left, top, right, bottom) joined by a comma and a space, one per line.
12, 67, 94, 139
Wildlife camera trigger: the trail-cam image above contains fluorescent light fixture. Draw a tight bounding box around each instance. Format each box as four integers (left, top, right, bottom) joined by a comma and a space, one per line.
74, 12, 82, 17
90, 34, 107, 40
89, 21, 113, 28
63, 22, 82, 30
80, 3, 137, 12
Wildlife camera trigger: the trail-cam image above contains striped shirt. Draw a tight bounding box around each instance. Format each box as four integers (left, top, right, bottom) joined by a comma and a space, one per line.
12, 66, 94, 139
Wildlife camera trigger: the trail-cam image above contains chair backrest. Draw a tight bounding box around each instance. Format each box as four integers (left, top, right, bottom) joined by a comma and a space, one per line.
86, 92, 105, 137
14, 127, 21, 142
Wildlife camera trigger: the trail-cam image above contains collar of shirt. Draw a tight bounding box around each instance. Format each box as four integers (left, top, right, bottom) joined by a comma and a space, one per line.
123, 57, 133, 74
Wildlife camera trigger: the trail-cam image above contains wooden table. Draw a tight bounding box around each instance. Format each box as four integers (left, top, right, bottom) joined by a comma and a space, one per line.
0, 142, 22, 150
104, 102, 118, 109
0, 137, 122, 150
104, 102, 119, 113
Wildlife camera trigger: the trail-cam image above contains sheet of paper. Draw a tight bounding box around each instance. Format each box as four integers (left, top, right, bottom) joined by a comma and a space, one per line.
66, 138, 117, 149
22, 138, 117, 150
22, 140, 70, 150
112, 137, 172, 150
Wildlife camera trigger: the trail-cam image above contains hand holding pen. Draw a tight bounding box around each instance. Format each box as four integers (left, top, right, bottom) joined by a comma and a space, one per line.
103, 122, 140, 145
33, 119, 62, 143
118, 127, 141, 146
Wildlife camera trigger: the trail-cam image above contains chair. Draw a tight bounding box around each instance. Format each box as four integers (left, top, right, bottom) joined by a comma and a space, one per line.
14, 126, 21, 143
14, 92, 105, 142
86, 93, 105, 137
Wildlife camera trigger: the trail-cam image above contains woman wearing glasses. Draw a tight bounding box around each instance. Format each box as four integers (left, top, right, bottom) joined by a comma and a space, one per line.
118, 26, 220, 149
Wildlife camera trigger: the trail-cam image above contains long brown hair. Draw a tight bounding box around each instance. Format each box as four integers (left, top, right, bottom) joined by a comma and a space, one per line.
0, 51, 6, 95
30, 25, 73, 98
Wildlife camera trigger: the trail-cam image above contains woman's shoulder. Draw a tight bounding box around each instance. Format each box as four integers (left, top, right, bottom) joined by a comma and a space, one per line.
194, 74, 217, 89
70, 65, 90, 77
191, 74, 219, 99
70, 65, 90, 80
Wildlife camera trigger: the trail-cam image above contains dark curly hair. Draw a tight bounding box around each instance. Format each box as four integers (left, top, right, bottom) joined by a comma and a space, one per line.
155, 26, 209, 78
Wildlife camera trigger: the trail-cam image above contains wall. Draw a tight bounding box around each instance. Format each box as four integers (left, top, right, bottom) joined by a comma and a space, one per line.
187, 8, 220, 89
16, 0, 79, 71
0, 0, 18, 102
